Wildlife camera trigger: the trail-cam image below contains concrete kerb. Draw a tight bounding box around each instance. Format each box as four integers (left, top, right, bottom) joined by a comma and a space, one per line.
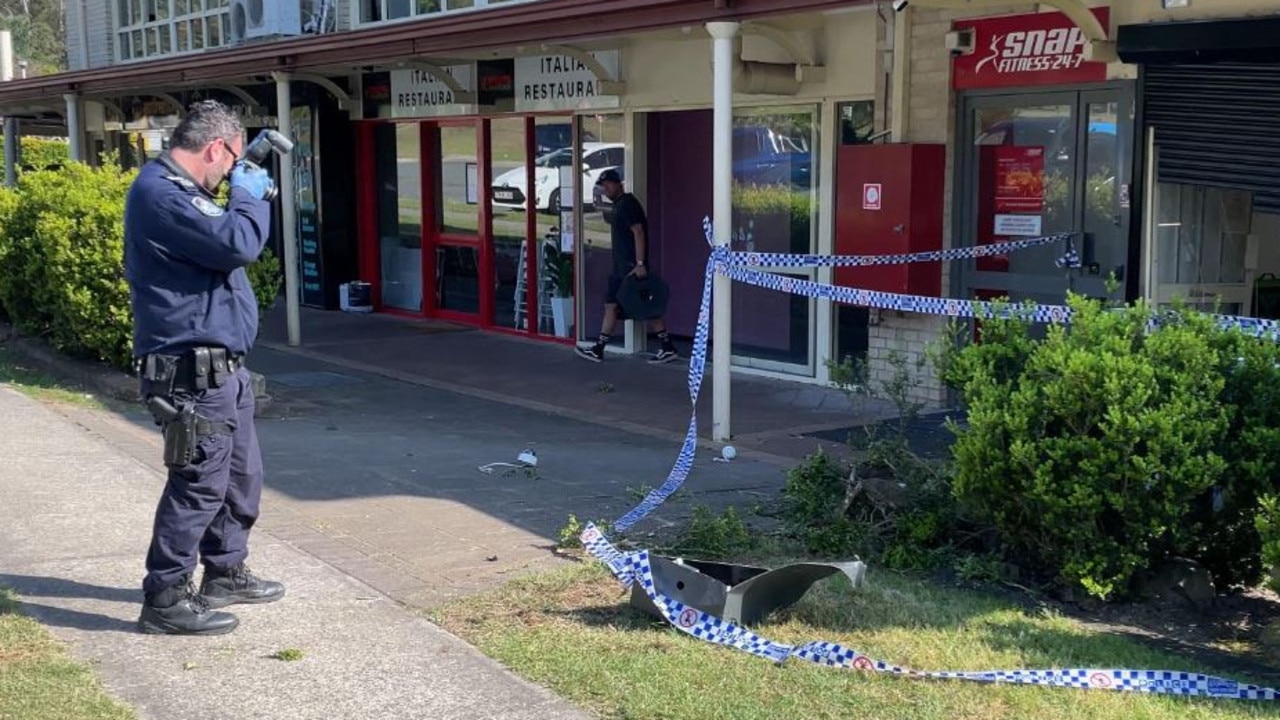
0, 322, 140, 404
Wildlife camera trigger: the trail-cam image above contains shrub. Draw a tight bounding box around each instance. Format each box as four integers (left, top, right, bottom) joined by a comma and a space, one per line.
669, 505, 754, 559
245, 246, 284, 329
0, 136, 71, 172
0, 158, 285, 371
0, 161, 137, 369
944, 295, 1236, 600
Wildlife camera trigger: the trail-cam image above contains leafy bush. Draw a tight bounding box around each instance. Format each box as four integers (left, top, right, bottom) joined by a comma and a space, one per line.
0, 161, 137, 369
669, 505, 754, 559
781, 353, 968, 570
245, 246, 284, 328
1256, 495, 1280, 595
0, 136, 70, 172
0, 158, 286, 370
943, 295, 1248, 600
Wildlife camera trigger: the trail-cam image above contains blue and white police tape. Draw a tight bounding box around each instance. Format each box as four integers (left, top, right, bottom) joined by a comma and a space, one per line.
615, 221, 1078, 532
579, 523, 1280, 701
728, 231, 1076, 270
612, 220, 1280, 533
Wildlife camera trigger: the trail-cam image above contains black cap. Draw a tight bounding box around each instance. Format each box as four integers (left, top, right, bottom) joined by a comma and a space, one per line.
596, 168, 623, 186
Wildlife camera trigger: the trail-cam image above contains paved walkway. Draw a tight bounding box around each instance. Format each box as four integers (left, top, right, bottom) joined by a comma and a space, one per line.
0, 306, 912, 718
0, 386, 591, 720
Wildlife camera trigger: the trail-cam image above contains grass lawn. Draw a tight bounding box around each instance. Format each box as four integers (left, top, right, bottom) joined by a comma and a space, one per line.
0, 346, 106, 410
433, 559, 1280, 720
0, 587, 134, 720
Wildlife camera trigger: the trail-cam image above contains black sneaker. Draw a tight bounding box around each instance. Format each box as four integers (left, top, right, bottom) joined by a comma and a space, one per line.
575, 344, 605, 362
138, 580, 239, 636
199, 564, 286, 609
650, 346, 679, 364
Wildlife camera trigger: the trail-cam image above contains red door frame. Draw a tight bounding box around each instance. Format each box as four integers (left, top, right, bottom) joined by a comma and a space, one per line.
353, 112, 578, 343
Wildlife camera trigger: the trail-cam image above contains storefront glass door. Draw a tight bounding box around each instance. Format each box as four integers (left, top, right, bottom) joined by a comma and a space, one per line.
428, 121, 485, 321
958, 88, 1127, 317
373, 123, 424, 313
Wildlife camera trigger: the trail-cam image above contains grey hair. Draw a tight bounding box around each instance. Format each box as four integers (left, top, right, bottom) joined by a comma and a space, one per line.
169, 99, 244, 152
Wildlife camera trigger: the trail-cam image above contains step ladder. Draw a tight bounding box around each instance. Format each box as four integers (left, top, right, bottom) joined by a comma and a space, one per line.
512, 237, 556, 333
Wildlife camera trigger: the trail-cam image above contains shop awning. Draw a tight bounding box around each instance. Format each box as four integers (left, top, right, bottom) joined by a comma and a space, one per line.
1118, 16, 1280, 64
0, 0, 867, 110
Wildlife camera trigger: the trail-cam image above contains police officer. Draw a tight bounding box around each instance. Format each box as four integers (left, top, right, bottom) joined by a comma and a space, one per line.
124, 99, 284, 636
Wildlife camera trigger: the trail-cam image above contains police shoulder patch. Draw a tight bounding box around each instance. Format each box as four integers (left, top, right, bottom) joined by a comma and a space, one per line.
191, 196, 225, 217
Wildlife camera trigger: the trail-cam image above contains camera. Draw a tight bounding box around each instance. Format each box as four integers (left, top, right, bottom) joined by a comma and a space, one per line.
892, 0, 909, 11
239, 129, 295, 201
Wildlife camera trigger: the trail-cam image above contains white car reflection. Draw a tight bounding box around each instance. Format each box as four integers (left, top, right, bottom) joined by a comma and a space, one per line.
491, 142, 625, 214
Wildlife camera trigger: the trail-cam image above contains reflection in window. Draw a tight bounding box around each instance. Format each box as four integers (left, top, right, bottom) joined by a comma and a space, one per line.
1156, 184, 1250, 289
375, 123, 424, 312
437, 125, 478, 236
489, 117, 528, 330
436, 245, 480, 314
731, 104, 818, 368
578, 113, 626, 344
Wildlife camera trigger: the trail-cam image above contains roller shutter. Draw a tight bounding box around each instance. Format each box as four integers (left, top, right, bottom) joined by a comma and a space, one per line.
1143, 63, 1280, 213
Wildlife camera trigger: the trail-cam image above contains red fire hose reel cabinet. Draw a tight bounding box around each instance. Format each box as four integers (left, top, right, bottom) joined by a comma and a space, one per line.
834, 143, 947, 297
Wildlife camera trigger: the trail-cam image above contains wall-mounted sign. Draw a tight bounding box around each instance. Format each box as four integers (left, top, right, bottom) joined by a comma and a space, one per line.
862, 183, 882, 211
994, 213, 1043, 237
478, 59, 516, 108
515, 51, 621, 112
389, 65, 475, 117
292, 104, 324, 308
952, 7, 1110, 90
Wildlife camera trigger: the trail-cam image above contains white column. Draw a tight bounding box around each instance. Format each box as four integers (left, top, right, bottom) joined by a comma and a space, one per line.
891, 6, 912, 142
707, 21, 738, 443
1, 30, 13, 187
63, 93, 84, 163
273, 72, 301, 347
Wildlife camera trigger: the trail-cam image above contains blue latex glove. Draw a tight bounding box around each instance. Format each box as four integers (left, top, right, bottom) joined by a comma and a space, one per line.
229, 162, 274, 201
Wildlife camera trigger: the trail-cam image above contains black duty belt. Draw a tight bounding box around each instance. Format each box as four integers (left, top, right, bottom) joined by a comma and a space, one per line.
137, 346, 245, 393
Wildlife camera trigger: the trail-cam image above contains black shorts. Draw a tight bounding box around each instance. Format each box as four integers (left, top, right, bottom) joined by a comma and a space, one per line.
605, 273, 625, 305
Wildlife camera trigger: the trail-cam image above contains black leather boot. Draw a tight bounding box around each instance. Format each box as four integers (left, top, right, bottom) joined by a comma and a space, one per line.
138, 580, 239, 636
199, 564, 285, 609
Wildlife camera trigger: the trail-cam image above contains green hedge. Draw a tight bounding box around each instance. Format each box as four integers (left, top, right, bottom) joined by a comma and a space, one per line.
0, 136, 71, 171
941, 295, 1280, 600
0, 159, 284, 372
0, 162, 137, 369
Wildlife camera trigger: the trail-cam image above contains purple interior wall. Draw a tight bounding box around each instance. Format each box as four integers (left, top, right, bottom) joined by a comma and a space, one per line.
646, 110, 794, 354
647, 110, 714, 339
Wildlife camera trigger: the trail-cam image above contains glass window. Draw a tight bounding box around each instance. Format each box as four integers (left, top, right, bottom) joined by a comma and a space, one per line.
489, 117, 528, 330
376, 123, 424, 312
417, 0, 441, 14
578, 113, 626, 344
730, 104, 818, 368
437, 125, 478, 236
436, 246, 480, 314
388, 0, 411, 19
535, 116, 575, 337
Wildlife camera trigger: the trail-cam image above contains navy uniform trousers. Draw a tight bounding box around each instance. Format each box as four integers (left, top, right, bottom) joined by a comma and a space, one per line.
141, 365, 263, 595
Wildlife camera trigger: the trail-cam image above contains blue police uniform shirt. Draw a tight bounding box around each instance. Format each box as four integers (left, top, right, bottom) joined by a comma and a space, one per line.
123, 155, 273, 359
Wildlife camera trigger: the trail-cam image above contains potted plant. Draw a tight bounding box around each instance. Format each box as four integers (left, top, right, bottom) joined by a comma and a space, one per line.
543, 243, 575, 338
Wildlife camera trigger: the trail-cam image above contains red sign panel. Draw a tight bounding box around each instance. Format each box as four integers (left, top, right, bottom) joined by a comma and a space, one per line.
952, 7, 1110, 90
993, 146, 1045, 213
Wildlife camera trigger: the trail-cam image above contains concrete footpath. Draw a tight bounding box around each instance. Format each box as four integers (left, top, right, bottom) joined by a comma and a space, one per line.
0, 385, 591, 720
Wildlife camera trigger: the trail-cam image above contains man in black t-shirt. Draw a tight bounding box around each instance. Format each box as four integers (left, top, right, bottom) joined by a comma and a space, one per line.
575, 169, 679, 364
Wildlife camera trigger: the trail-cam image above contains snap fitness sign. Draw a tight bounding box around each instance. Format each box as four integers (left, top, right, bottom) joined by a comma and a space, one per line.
952, 7, 1110, 90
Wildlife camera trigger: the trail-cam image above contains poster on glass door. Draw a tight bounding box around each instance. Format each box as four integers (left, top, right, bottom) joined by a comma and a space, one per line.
993, 145, 1045, 237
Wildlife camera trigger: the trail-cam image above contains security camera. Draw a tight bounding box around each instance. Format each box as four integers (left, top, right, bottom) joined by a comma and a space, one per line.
892, 0, 909, 11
